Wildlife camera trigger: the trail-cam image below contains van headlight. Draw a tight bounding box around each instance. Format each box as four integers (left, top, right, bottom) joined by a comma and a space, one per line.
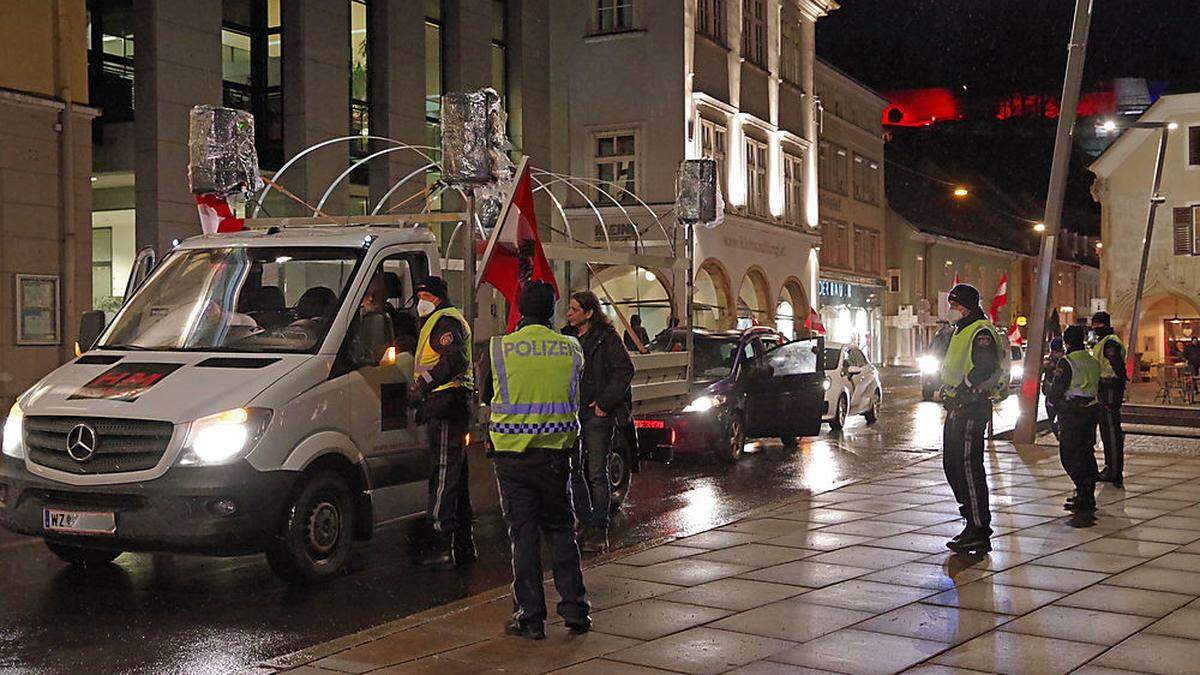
683, 394, 725, 414
179, 407, 272, 466
823, 377, 832, 391
2, 403, 23, 459
918, 355, 940, 375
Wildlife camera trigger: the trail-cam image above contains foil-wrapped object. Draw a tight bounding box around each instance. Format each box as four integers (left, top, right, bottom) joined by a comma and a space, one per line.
187, 105, 263, 196
441, 88, 514, 191
676, 159, 724, 227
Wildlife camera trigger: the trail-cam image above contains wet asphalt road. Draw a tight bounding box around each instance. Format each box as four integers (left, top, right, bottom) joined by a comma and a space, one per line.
0, 373, 1031, 675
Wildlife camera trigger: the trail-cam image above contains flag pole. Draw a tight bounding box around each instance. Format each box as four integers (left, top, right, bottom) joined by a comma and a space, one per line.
1014, 0, 1093, 445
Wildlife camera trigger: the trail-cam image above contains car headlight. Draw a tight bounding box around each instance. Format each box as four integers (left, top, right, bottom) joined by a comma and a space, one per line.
2, 403, 23, 459
683, 394, 725, 413
823, 377, 832, 391
918, 355, 940, 374
1010, 363, 1024, 379
179, 407, 272, 466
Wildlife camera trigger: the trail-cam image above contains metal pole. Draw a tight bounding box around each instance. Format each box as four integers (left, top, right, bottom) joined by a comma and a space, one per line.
1126, 126, 1171, 382
685, 221, 695, 388
1014, 0, 1094, 444
464, 191, 478, 416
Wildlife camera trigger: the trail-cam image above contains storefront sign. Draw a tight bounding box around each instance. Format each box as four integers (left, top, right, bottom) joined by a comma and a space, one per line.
819, 278, 882, 308
721, 234, 787, 258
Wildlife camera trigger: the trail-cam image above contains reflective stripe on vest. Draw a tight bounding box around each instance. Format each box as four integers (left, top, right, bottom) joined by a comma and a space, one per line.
414, 306, 474, 393
488, 324, 583, 453
1065, 349, 1100, 400
1091, 334, 1125, 380
941, 318, 1010, 400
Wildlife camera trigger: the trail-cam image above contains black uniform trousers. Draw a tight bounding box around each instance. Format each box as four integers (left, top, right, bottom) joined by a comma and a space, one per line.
943, 399, 992, 534
494, 448, 590, 627
1098, 382, 1125, 479
425, 390, 473, 534
1058, 402, 1100, 493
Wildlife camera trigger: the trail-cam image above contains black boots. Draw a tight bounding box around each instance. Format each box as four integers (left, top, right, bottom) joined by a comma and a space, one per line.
505, 619, 546, 640
453, 528, 477, 565
946, 528, 992, 553
419, 528, 477, 568
1065, 484, 1097, 512
580, 528, 609, 554
1098, 468, 1124, 489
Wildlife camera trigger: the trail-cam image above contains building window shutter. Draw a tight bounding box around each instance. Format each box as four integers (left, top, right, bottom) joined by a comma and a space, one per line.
1173, 207, 1194, 256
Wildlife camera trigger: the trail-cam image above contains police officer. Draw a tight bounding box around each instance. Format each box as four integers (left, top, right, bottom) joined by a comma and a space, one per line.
484, 281, 590, 640
1041, 338, 1065, 439
1090, 311, 1127, 488
411, 276, 475, 568
939, 284, 1007, 554
1047, 325, 1101, 512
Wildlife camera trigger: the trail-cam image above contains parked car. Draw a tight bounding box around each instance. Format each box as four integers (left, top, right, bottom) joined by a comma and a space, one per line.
635, 327, 826, 463
1008, 343, 1025, 388
822, 343, 883, 430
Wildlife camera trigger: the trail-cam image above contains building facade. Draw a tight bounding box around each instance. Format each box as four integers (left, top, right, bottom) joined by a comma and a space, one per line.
0, 0, 96, 415
551, 0, 838, 340
86, 0, 552, 321
813, 57, 886, 361
1090, 92, 1200, 365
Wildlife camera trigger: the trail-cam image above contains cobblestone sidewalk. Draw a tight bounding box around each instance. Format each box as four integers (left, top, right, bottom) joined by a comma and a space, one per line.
266, 442, 1200, 675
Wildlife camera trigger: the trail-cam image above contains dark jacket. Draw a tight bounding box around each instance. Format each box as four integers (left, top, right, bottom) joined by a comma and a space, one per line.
623, 326, 651, 352
413, 302, 471, 421
575, 322, 635, 416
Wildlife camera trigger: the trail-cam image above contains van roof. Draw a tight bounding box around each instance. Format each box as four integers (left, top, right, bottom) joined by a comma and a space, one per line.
174, 225, 438, 250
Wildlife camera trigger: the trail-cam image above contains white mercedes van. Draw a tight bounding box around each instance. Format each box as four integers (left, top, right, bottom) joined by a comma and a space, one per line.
1, 225, 446, 583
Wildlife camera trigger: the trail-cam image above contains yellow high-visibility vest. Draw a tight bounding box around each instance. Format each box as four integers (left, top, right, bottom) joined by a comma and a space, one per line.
488, 324, 583, 453
414, 306, 474, 393
1091, 334, 1125, 380
941, 318, 1009, 402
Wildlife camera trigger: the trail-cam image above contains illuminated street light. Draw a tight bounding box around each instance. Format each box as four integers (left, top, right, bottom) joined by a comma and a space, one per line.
952, 186, 969, 198
1033, 222, 1046, 233
1169, 122, 1180, 130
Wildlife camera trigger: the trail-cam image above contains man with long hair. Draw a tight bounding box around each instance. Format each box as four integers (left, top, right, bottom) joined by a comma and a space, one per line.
565, 291, 634, 553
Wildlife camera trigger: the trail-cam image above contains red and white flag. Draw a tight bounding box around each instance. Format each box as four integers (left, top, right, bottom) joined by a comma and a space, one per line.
952, 272, 961, 287
477, 158, 558, 332
195, 193, 244, 234
989, 273, 1008, 323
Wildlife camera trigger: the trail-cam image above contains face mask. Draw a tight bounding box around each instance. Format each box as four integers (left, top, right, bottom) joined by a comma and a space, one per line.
417, 299, 436, 317
945, 308, 964, 323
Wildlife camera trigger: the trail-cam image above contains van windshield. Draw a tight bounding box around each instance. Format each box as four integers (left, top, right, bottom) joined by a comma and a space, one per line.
99, 247, 362, 353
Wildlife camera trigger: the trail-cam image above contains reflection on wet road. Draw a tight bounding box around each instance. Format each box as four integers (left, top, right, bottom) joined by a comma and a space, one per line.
0, 380, 1043, 674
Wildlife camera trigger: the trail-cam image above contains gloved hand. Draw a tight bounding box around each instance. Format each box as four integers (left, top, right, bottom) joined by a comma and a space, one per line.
409, 379, 427, 409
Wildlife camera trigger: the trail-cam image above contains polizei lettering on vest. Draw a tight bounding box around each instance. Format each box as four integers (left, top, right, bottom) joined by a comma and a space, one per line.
503, 339, 570, 358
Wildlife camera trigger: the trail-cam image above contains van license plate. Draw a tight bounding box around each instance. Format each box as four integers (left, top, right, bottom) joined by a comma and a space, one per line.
43, 509, 116, 535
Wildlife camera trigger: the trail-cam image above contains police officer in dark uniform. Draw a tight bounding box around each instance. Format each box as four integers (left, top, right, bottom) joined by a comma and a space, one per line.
939, 284, 1006, 554
1090, 311, 1127, 488
482, 282, 590, 640
410, 276, 475, 568
1041, 338, 1065, 439
1047, 325, 1102, 512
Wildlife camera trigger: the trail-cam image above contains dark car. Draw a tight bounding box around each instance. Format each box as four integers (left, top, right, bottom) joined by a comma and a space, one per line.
635, 327, 827, 463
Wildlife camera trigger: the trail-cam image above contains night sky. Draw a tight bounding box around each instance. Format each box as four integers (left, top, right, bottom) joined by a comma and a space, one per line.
817, 0, 1200, 97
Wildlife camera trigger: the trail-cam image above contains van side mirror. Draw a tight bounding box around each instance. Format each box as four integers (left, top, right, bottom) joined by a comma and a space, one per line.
78, 311, 106, 352
355, 313, 393, 367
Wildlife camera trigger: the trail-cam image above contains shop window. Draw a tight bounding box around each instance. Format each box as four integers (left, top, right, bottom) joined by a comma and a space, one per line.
741, 0, 766, 67
596, 0, 635, 34
595, 131, 638, 204
92, 227, 114, 307
350, 0, 369, 161
221, 0, 283, 169
696, 0, 725, 44
87, 0, 135, 122
425, 3, 444, 209
700, 118, 727, 196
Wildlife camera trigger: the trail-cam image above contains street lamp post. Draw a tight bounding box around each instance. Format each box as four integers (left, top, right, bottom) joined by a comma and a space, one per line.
1014, 0, 1093, 445
1124, 122, 1174, 383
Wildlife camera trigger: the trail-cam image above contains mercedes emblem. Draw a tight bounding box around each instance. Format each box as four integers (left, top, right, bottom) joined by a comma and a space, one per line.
66, 423, 98, 462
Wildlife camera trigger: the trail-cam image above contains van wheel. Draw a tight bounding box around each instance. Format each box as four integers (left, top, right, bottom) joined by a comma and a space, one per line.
780, 436, 799, 448
608, 442, 631, 513
45, 541, 121, 567
716, 413, 746, 464
266, 471, 355, 585
865, 391, 882, 424
830, 396, 848, 431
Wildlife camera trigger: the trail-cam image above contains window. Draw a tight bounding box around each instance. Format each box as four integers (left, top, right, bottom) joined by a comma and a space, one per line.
92, 227, 114, 308
1190, 127, 1200, 167
819, 142, 848, 194
595, 132, 637, 204
821, 220, 849, 268
221, 0, 283, 168
492, 1, 508, 107
1174, 206, 1196, 256
596, 0, 635, 33
852, 154, 880, 204
700, 118, 727, 196
696, 0, 725, 44
426, 1, 444, 208
783, 152, 804, 225
349, 0, 369, 162
87, 0, 135, 121
780, 8, 803, 85
741, 0, 766, 67
745, 136, 768, 217
887, 269, 901, 294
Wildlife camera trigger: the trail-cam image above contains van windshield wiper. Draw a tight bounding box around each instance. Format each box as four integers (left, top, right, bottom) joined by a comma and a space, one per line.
101, 343, 158, 351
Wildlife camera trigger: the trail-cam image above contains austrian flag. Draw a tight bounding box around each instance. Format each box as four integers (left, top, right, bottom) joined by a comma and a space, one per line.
989, 273, 1008, 323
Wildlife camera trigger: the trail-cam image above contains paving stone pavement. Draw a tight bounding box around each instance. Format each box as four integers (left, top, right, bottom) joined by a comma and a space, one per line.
270, 442, 1200, 675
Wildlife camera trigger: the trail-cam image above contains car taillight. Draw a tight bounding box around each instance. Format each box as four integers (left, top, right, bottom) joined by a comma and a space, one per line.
670, 427, 677, 445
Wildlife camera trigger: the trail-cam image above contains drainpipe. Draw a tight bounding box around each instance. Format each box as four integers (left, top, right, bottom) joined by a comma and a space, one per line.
54, 0, 80, 361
